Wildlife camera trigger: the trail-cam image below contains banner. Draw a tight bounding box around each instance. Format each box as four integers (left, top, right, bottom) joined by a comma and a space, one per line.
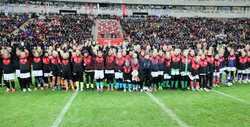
5, 4, 8, 16
26, 2, 30, 15
122, 4, 128, 16
157, 9, 159, 16
12, 6, 14, 15
97, 38, 124, 46
90, 4, 92, 15
164, 9, 168, 16
85, 3, 87, 14
149, 9, 152, 15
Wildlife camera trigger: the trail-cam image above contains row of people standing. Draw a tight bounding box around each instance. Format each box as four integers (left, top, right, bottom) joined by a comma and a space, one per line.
0, 42, 249, 92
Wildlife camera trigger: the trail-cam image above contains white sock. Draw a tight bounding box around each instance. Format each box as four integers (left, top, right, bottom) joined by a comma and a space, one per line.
101, 85, 103, 89
97, 86, 100, 89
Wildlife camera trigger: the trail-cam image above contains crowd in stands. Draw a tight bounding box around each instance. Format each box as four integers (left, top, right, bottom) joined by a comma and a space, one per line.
120, 16, 249, 50
0, 13, 27, 35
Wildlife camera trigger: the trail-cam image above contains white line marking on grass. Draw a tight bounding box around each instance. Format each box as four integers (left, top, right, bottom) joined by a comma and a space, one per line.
146, 92, 189, 127
213, 90, 250, 104
52, 90, 79, 127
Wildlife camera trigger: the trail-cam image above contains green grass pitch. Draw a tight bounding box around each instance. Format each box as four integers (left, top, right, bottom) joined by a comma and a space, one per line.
0, 76, 249, 127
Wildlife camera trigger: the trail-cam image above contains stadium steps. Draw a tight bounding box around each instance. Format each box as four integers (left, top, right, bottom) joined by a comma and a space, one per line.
117, 21, 124, 39
92, 19, 98, 41
97, 19, 123, 39
12, 18, 33, 34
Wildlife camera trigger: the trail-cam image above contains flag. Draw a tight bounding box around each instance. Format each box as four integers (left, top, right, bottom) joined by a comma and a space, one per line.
5, 4, 8, 16
44, 1, 47, 14
122, 4, 128, 16
26, 2, 30, 15
97, 3, 100, 14
85, 3, 87, 14
90, 4, 92, 15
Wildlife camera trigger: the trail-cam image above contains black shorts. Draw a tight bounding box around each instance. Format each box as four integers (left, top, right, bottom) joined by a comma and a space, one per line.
73, 73, 83, 82
51, 68, 59, 77
62, 72, 73, 80
105, 73, 114, 81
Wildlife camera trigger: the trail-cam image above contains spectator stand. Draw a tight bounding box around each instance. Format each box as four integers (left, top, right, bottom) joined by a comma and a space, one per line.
97, 19, 124, 46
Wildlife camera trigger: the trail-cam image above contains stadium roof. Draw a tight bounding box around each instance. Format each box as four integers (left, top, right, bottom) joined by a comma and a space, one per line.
46, 0, 249, 6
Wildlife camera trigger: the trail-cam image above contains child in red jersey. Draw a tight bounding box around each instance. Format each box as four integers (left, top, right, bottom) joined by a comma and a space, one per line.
237, 51, 248, 83
50, 51, 62, 91
115, 51, 125, 91
213, 54, 221, 87
71, 49, 84, 91
83, 49, 95, 91
123, 59, 132, 92
42, 51, 51, 89
105, 49, 115, 91
163, 52, 172, 89
157, 50, 165, 90
180, 50, 192, 91
225, 50, 236, 84
59, 51, 75, 92
170, 49, 181, 90
32, 50, 44, 90
18, 49, 32, 92
190, 56, 200, 91
131, 58, 140, 92
1, 48, 16, 92
89, 44, 110, 92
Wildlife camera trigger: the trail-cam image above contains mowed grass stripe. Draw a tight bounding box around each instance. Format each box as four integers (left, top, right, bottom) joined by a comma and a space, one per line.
151, 88, 250, 127
0, 88, 74, 127
146, 92, 189, 127
59, 91, 179, 127
213, 90, 250, 104
213, 83, 250, 102
52, 90, 79, 127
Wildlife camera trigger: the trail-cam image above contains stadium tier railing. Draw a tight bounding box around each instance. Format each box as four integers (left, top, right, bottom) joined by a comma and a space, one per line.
0, 4, 249, 18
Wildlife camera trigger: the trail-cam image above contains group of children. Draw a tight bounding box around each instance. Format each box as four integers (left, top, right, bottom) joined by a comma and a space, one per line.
0, 42, 249, 93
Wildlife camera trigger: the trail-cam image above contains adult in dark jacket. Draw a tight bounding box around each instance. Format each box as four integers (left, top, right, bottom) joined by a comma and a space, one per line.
199, 54, 209, 92
206, 50, 215, 89
141, 53, 152, 89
